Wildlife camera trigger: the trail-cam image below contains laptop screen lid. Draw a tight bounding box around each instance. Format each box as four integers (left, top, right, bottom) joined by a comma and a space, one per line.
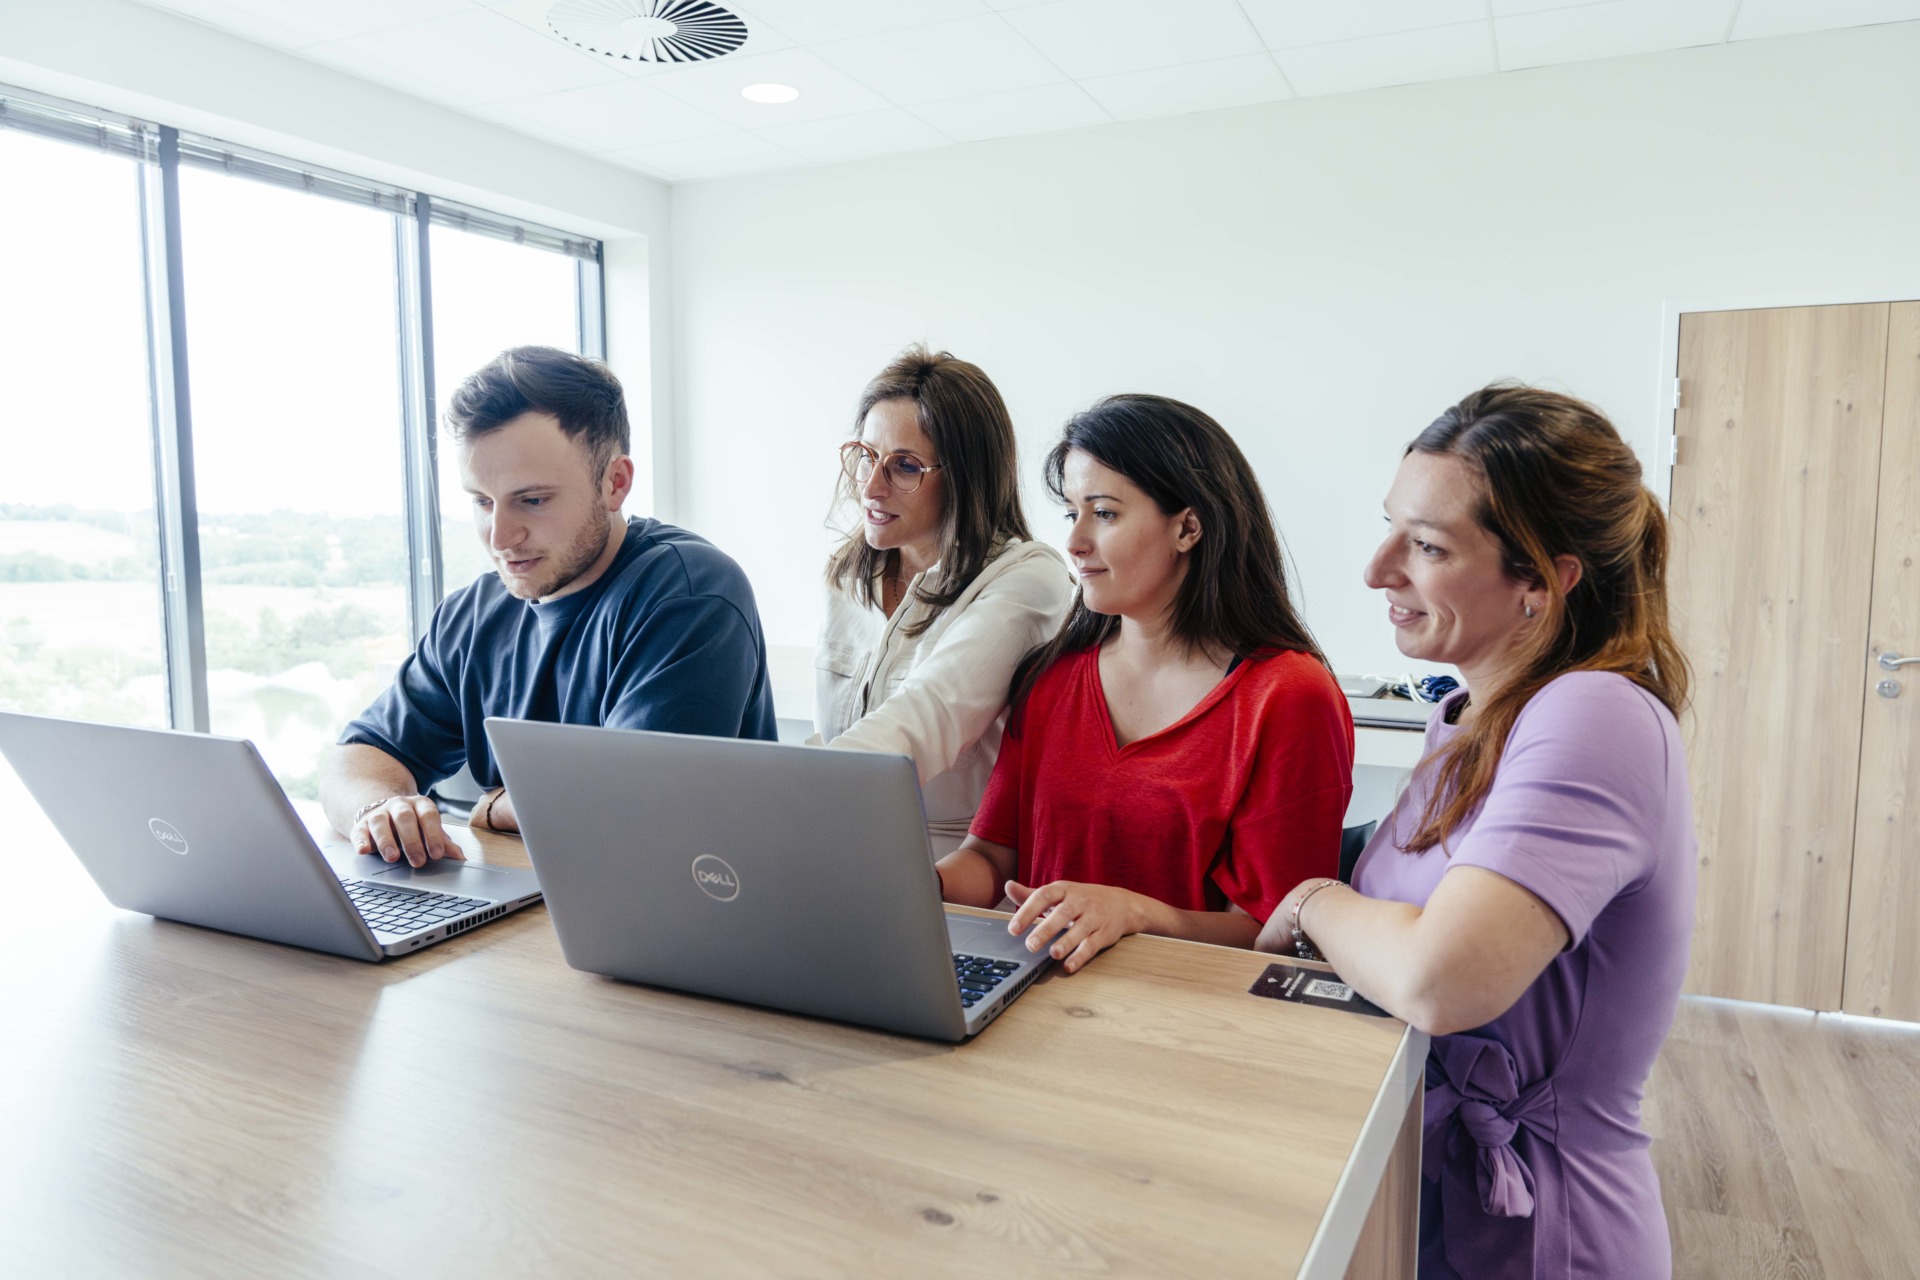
486, 717, 970, 1041
0, 711, 382, 961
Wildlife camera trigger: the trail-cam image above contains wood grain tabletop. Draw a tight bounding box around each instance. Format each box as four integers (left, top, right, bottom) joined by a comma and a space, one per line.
0, 820, 1416, 1279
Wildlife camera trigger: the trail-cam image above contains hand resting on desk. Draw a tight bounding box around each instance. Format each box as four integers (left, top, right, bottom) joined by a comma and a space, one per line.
938, 834, 1262, 973
1006, 879, 1160, 974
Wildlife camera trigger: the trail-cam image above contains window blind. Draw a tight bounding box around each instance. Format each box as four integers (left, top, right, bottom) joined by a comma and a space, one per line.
0, 89, 154, 161
1, 81, 600, 263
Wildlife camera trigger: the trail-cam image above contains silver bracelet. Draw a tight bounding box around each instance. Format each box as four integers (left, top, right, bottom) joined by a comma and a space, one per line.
351, 795, 405, 826
1289, 878, 1343, 961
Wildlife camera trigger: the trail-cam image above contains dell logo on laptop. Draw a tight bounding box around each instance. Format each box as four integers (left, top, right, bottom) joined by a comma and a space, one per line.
148, 819, 189, 856
691, 854, 740, 902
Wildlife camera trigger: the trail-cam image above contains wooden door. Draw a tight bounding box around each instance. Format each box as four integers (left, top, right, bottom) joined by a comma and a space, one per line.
1843, 301, 1920, 1019
1670, 303, 1890, 1008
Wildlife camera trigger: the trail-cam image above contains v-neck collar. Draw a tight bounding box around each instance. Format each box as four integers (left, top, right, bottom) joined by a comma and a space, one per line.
1086, 646, 1251, 757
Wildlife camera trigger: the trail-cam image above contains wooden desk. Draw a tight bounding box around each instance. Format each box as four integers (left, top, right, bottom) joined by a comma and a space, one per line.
0, 821, 1425, 1278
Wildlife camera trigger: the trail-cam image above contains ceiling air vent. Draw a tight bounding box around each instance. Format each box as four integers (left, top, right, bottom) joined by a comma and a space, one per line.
546, 0, 749, 65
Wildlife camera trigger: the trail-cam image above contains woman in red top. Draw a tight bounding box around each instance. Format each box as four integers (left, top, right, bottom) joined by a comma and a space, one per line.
936, 394, 1353, 972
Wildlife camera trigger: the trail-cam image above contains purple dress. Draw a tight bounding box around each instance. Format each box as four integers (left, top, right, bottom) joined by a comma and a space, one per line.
1353, 672, 1695, 1280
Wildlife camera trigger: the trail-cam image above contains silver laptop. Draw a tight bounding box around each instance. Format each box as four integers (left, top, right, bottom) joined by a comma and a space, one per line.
0, 712, 542, 961
485, 718, 1051, 1042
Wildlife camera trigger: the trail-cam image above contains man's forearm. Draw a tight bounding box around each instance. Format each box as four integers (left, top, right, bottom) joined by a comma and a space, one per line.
471, 787, 518, 833
320, 744, 424, 836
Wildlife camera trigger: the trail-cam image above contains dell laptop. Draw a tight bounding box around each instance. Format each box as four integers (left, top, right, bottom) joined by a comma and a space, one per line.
485, 718, 1050, 1042
0, 712, 542, 961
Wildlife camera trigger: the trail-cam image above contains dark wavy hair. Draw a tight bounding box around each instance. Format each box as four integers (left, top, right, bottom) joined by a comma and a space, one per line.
825, 345, 1031, 638
444, 345, 629, 482
1010, 394, 1325, 719
1401, 383, 1690, 854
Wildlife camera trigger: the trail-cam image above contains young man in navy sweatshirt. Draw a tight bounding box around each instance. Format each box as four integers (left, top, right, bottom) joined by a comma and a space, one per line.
321, 345, 776, 867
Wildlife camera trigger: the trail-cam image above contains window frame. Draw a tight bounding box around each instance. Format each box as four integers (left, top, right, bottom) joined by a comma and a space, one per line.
0, 82, 607, 734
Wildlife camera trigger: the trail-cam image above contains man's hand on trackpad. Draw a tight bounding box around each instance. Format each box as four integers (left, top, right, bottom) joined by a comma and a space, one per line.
353, 794, 465, 868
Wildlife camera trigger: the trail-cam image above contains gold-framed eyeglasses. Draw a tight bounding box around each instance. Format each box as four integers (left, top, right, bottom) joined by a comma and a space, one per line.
840, 441, 946, 494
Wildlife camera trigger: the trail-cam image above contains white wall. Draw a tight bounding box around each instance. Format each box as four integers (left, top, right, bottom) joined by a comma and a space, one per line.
0, 0, 675, 507
670, 22, 1920, 680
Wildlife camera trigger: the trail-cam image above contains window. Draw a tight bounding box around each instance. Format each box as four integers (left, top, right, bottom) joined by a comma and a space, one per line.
177, 167, 414, 798
0, 128, 165, 730
429, 223, 590, 593
0, 84, 607, 800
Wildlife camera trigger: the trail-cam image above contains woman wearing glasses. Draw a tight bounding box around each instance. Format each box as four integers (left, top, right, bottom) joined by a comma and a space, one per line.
936, 395, 1352, 969
814, 346, 1074, 855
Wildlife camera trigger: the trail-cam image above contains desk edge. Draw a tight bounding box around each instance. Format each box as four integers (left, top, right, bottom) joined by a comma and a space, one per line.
1294, 1023, 1430, 1280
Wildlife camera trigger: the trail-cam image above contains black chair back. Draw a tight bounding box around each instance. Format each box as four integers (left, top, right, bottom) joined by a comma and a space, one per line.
1338, 820, 1378, 883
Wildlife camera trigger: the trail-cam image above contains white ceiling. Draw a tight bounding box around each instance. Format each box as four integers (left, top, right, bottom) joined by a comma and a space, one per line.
130, 0, 1920, 182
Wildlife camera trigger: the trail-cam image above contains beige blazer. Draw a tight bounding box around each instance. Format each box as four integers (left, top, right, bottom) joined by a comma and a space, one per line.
811, 539, 1075, 856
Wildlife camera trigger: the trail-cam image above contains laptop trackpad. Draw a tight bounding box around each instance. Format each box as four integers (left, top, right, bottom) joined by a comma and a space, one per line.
946, 914, 1039, 964
362, 859, 516, 896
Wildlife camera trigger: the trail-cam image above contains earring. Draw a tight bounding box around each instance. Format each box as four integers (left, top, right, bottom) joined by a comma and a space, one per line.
1525, 603, 1536, 618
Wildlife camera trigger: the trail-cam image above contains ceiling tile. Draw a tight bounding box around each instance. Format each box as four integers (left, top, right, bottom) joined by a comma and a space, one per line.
726, 0, 992, 45
1000, 0, 1267, 79
612, 131, 805, 180
328, 8, 627, 103
1276, 21, 1494, 96
1240, 0, 1486, 50
1730, 0, 1920, 40
134, 0, 318, 48
1078, 53, 1293, 121
1495, 0, 1737, 70
479, 78, 735, 150
910, 81, 1110, 141
1490, 0, 1603, 13
754, 108, 951, 161
812, 14, 1068, 105
146, 0, 476, 46
645, 48, 892, 126
294, 43, 494, 107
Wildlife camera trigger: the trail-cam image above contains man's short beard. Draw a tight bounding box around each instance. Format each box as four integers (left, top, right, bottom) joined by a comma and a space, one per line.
504, 511, 615, 601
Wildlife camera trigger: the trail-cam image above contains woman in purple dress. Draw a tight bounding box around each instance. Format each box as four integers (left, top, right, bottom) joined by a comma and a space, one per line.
1256, 384, 1694, 1279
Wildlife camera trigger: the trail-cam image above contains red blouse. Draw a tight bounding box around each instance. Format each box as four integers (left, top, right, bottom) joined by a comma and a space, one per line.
969, 645, 1353, 922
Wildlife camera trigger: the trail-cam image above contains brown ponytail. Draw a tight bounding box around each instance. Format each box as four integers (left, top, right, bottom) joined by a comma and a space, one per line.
1403, 384, 1690, 854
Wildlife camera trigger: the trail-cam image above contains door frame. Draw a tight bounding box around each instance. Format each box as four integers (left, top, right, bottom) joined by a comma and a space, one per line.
1653, 284, 1920, 505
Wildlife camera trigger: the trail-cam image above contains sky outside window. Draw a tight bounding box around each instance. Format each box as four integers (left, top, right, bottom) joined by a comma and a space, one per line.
177, 165, 412, 798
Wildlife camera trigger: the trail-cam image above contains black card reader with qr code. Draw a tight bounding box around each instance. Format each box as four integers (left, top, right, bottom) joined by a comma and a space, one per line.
1249, 962, 1393, 1018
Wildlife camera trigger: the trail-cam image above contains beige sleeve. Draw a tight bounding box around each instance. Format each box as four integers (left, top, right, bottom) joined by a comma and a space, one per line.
825, 549, 1074, 784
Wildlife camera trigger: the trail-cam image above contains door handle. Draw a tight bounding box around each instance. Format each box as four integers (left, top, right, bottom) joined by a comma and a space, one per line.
1880, 652, 1920, 671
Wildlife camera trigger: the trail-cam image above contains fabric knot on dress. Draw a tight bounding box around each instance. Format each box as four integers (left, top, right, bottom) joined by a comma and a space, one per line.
1449, 1097, 1532, 1215
1423, 1032, 1566, 1280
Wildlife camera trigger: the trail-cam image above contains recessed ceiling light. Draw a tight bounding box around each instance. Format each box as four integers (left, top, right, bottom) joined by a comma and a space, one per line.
740, 83, 800, 104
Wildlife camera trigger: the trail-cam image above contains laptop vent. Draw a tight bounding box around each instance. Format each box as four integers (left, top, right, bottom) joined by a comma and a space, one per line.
446, 904, 508, 936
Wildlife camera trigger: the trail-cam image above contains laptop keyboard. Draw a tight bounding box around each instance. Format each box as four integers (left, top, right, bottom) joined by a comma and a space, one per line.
953, 953, 1021, 1012
343, 880, 490, 935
